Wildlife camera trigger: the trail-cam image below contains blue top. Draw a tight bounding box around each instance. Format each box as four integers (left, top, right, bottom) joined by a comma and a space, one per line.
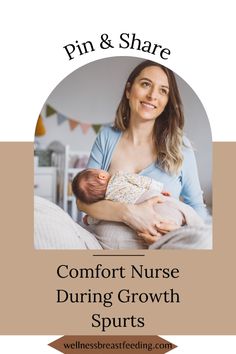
87, 125, 207, 219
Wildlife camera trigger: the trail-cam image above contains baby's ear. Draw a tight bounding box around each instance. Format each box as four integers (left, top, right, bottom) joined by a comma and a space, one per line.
98, 172, 107, 180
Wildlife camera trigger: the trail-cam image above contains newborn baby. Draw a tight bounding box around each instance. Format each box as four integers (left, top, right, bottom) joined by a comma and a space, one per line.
72, 168, 204, 249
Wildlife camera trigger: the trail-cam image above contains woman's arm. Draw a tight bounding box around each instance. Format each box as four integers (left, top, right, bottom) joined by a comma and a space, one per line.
181, 141, 209, 221
77, 196, 174, 237
77, 199, 126, 224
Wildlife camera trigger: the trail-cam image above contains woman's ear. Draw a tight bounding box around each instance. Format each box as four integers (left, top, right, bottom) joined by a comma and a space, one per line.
126, 82, 131, 99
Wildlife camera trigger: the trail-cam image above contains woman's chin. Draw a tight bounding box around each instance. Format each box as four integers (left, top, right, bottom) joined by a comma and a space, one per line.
130, 112, 158, 124
138, 115, 157, 123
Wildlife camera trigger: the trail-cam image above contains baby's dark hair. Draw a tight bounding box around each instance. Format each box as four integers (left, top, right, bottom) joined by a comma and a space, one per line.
72, 169, 107, 204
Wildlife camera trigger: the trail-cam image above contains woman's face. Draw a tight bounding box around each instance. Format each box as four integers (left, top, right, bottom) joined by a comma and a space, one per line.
126, 66, 169, 122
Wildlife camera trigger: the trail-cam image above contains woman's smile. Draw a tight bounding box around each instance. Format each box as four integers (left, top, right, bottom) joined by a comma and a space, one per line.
140, 101, 157, 109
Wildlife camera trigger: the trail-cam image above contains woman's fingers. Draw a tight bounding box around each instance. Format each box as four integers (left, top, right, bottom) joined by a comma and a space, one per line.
125, 204, 162, 236
125, 198, 176, 236
155, 221, 180, 234
137, 232, 162, 245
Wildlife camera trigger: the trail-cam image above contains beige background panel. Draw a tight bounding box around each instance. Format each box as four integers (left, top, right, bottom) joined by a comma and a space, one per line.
0, 142, 235, 334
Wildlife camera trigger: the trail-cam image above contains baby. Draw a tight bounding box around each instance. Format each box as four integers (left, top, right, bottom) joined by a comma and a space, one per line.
72, 168, 204, 234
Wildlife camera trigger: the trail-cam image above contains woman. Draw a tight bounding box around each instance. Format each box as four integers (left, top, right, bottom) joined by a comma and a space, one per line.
77, 60, 208, 244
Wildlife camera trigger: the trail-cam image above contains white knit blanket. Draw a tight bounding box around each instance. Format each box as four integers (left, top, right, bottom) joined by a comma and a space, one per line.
34, 196, 102, 249
150, 224, 212, 249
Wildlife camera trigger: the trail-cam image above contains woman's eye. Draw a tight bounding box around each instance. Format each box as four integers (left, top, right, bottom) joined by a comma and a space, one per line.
141, 81, 151, 87
160, 88, 168, 95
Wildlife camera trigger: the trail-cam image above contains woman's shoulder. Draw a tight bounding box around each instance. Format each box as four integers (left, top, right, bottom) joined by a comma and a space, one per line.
181, 136, 198, 169
182, 136, 194, 156
182, 135, 192, 149
97, 124, 122, 145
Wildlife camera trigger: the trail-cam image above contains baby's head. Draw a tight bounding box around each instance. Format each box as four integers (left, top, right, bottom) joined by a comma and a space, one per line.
72, 168, 111, 204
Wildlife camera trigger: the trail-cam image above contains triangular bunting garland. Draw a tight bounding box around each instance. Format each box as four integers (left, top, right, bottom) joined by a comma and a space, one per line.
92, 124, 101, 134
46, 104, 57, 117
68, 119, 79, 131
57, 113, 67, 125
80, 122, 91, 134
41, 104, 108, 135
35, 115, 46, 136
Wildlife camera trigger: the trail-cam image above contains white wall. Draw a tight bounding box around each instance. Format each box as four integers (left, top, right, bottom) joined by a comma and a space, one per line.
36, 56, 212, 206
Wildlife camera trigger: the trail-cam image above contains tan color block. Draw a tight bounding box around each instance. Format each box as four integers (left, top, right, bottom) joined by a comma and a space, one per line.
0, 142, 235, 334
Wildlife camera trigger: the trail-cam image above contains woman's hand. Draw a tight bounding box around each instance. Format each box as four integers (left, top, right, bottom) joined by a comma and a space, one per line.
155, 220, 180, 234
137, 231, 162, 245
123, 196, 172, 237
137, 220, 180, 245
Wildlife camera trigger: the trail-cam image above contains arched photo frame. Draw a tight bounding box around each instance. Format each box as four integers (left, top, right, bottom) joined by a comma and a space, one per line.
34, 56, 212, 250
